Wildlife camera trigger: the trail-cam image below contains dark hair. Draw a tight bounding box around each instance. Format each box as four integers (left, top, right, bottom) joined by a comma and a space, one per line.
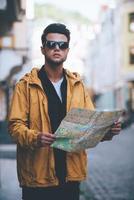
41, 23, 70, 46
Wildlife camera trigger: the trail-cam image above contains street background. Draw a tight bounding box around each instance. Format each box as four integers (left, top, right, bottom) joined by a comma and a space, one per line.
0, 0, 134, 200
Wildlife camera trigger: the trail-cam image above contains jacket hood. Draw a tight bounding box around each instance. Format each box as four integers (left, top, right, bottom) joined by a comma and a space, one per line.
20, 68, 40, 84
65, 69, 81, 82
20, 67, 82, 86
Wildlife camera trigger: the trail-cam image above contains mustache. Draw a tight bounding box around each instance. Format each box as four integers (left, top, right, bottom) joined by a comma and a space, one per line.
45, 56, 67, 68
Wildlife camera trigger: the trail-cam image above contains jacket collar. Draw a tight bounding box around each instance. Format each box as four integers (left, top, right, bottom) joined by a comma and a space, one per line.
20, 67, 81, 87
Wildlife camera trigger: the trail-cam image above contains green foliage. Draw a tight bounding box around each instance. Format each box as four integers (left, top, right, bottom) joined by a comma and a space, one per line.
34, 3, 90, 24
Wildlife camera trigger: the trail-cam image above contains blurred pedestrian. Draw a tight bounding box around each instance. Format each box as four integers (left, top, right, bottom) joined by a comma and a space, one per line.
8, 23, 121, 200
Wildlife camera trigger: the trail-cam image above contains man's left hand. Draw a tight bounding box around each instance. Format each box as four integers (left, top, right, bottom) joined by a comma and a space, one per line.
101, 121, 122, 141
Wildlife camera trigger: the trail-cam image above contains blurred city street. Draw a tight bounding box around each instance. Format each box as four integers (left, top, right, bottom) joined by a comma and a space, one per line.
0, 0, 134, 200
0, 145, 21, 200
0, 126, 134, 200
81, 126, 134, 200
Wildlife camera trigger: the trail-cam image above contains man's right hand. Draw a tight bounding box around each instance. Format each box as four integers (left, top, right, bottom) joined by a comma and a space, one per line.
37, 132, 56, 147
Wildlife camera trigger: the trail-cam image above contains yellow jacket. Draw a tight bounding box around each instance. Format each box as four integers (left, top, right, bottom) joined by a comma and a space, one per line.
8, 68, 94, 187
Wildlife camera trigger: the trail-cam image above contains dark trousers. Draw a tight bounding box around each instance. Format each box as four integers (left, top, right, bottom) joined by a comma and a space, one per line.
22, 181, 80, 200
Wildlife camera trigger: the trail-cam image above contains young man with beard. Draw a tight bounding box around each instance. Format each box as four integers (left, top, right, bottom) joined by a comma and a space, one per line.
8, 23, 121, 200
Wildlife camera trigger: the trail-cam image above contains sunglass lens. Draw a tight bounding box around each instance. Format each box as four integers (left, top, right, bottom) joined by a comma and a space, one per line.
45, 41, 69, 49
59, 42, 69, 49
46, 41, 56, 49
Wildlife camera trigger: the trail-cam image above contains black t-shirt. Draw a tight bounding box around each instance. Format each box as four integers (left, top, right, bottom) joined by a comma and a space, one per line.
38, 66, 67, 184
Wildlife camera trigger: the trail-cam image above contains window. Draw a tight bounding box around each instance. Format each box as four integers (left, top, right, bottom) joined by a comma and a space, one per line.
0, 0, 7, 10
129, 12, 134, 32
129, 46, 134, 64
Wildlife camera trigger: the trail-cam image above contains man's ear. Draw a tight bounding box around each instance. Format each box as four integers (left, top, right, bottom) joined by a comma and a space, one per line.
66, 47, 70, 55
41, 46, 45, 55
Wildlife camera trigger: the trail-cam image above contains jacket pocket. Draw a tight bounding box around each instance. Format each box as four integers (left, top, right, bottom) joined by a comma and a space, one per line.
67, 151, 87, 179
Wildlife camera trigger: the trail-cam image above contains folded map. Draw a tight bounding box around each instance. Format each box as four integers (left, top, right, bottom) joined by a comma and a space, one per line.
51, 108, 123, 152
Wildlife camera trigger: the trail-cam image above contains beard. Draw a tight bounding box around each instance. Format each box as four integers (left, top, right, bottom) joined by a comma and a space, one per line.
45, 55, 67, 69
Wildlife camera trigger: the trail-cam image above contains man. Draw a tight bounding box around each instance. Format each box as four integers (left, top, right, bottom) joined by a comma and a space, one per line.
8, 23, 121, 200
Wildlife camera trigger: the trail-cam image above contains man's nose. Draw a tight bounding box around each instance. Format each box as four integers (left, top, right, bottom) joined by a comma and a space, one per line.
55, 44, 60, 49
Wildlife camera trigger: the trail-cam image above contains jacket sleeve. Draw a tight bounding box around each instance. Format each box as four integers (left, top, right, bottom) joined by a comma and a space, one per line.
8, 81, 38, 149
83, 85, 95, 110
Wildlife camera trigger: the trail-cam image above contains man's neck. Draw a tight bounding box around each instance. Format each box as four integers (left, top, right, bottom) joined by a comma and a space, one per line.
44, 64, 64, 82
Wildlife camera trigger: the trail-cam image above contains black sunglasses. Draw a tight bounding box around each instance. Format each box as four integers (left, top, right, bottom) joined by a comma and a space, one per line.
43, 40, 69, 50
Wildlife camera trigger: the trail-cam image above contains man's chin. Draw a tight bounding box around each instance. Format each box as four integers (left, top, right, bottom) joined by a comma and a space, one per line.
46, 59, 64, 67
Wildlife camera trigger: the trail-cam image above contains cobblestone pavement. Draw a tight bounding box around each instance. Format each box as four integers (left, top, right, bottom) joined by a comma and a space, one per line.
0, 127, 134, 200
0, 145, 21, 200
0, 159, 21, 200
81, 126, 134, 200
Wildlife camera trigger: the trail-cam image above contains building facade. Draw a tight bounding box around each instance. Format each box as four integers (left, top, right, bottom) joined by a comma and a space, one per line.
85, 0, 134, 121
0, 0, 29, 120
0, 0, 33, 143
